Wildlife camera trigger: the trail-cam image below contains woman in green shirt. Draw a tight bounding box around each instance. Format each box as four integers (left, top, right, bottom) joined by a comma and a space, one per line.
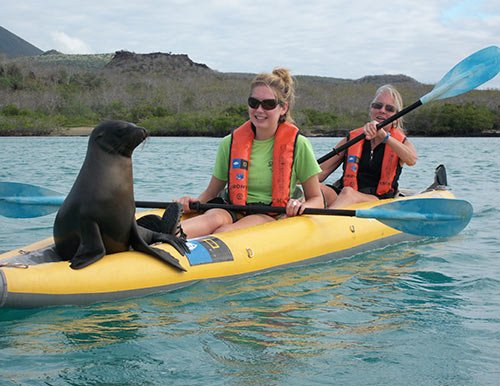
175, 68, 323, 238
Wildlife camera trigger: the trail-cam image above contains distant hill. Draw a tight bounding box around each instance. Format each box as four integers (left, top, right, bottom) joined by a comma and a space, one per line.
0, 26, 43, 58
10, 49, 424, 87
104, 50, 213, 75
1, 48, 498, 136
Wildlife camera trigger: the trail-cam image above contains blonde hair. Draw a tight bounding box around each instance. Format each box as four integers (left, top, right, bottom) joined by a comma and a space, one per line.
371, 84, 404, 129
251, 67, 295, 123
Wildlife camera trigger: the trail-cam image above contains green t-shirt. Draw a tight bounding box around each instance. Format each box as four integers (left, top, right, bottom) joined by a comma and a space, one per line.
213, 133, 321, 204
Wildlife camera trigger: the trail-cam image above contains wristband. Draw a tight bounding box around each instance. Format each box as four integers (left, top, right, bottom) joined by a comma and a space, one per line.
382, 132, 391, 144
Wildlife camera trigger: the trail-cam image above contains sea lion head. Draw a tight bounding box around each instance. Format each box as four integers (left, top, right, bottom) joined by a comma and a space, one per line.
90, 120, 148, 157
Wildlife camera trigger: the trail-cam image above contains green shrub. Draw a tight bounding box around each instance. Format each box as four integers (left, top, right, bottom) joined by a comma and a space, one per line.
300, 108, 338, 126
141, 109, 246, 136
96, 100, 129, 121
408, 103, 495, 135
1, 104, 30, 116
0, 63, 24, 90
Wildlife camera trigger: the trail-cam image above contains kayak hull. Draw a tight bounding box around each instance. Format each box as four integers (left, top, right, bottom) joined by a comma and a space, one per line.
0, 189, 454, 309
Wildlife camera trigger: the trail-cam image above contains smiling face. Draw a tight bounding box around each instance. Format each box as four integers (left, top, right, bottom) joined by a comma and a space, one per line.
369, 90, 398, 124
248, 84, 288, 138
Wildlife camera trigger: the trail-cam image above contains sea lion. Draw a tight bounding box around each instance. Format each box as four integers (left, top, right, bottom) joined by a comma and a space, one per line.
53, 120, 187, 271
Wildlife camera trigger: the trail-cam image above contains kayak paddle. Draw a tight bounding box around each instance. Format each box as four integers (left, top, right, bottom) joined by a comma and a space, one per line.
1, 181, 472, 237
0, 182, 65, 219
317, 45, 500, 163
188, 200, 473, 238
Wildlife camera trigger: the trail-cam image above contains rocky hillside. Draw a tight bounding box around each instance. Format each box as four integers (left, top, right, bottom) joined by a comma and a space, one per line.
1, 46, 498, 136
0, 26, 43, 58
104, 50, 212, 75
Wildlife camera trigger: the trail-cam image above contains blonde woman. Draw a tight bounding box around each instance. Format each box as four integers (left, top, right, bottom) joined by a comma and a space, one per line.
319, 84, 418, 209
172, 68, 324, 238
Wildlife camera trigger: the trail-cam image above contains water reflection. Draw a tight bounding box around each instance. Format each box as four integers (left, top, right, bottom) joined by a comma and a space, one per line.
0, 304, 145, 354
0, 237, 477, 384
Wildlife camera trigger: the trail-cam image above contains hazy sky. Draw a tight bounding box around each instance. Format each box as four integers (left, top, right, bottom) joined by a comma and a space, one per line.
2, 0, 499, 88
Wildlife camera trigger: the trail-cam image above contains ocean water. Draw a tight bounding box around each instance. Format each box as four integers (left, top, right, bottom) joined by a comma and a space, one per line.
0, 136, 499, 385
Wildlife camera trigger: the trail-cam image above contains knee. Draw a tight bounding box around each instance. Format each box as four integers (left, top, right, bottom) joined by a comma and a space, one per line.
206, 209, 233, 228
339, 186, 355, 197
213, 216, 236, 233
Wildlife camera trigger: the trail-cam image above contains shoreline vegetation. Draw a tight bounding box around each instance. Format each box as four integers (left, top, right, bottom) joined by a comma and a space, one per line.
26, 126, 500, 137
1, 51, 499, 137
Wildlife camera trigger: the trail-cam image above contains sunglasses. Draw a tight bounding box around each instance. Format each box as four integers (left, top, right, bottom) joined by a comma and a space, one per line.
370, 101, 397, 113
248, 97, 280, 110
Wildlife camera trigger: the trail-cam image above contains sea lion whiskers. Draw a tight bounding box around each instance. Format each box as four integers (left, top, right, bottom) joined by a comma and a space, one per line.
139, 135, 151, 150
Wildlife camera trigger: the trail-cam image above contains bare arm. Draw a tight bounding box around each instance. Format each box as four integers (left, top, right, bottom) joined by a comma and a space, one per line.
365, 121, 418, 166
318, 138, 346, 182
286, 174, 324, 217
301, 174, 324, 209
392, 137, 418, 166
177, 176, 227, 213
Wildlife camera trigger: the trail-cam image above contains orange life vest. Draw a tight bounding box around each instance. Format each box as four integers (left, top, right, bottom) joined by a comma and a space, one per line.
343, 127, 405, 195
228, 120, 299, 206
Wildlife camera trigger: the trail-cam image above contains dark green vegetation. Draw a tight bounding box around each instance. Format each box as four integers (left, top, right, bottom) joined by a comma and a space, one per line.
0, 51, 498, 136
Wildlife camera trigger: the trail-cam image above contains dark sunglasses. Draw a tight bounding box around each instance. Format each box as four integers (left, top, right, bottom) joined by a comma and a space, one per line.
371, 101, 397, 113
248, 96, 280, 110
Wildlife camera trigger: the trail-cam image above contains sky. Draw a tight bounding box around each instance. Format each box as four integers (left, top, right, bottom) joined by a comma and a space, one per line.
2, 0, 499, 88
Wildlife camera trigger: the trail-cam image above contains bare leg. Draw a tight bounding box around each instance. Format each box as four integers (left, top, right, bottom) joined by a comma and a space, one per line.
320, 184, 338, 207
181, 208, 233, 238
215, 213, 275, 233
329, 187, 378, 209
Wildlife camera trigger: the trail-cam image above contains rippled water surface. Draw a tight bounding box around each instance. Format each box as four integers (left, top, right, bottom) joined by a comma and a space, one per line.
1, 136, 499, 385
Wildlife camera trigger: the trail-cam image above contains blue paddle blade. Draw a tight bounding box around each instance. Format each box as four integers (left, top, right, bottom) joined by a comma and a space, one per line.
421, 46, 500, 104
356, 198, 473, 237
0, 182, 64, 218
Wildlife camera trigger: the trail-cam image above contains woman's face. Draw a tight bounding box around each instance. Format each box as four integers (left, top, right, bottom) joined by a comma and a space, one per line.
369, 91, 397, 123
248, 85, 288, 134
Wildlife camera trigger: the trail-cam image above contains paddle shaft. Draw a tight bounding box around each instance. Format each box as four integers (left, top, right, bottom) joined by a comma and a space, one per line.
316, 100, 422, 164
189, 201, 355, 217
1, 197, 354, 217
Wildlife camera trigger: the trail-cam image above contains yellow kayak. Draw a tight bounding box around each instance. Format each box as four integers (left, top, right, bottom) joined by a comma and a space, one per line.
0, 185, 470, 309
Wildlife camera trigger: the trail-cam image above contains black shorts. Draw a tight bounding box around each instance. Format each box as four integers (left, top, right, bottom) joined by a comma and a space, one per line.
207, 197, 283, 221
206, 197, 239, 223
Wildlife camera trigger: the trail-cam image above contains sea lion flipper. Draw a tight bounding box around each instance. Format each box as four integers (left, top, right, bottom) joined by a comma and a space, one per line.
137, 223, 190, 255
70, 222, 106, 269
149, 245, 186, 272
133, 241, 187, 272
155, 234, 191, 256
132, 223, 186, 271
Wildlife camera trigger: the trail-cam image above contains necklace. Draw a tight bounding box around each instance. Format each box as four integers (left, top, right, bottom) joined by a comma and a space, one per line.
370, 139, 377, 162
